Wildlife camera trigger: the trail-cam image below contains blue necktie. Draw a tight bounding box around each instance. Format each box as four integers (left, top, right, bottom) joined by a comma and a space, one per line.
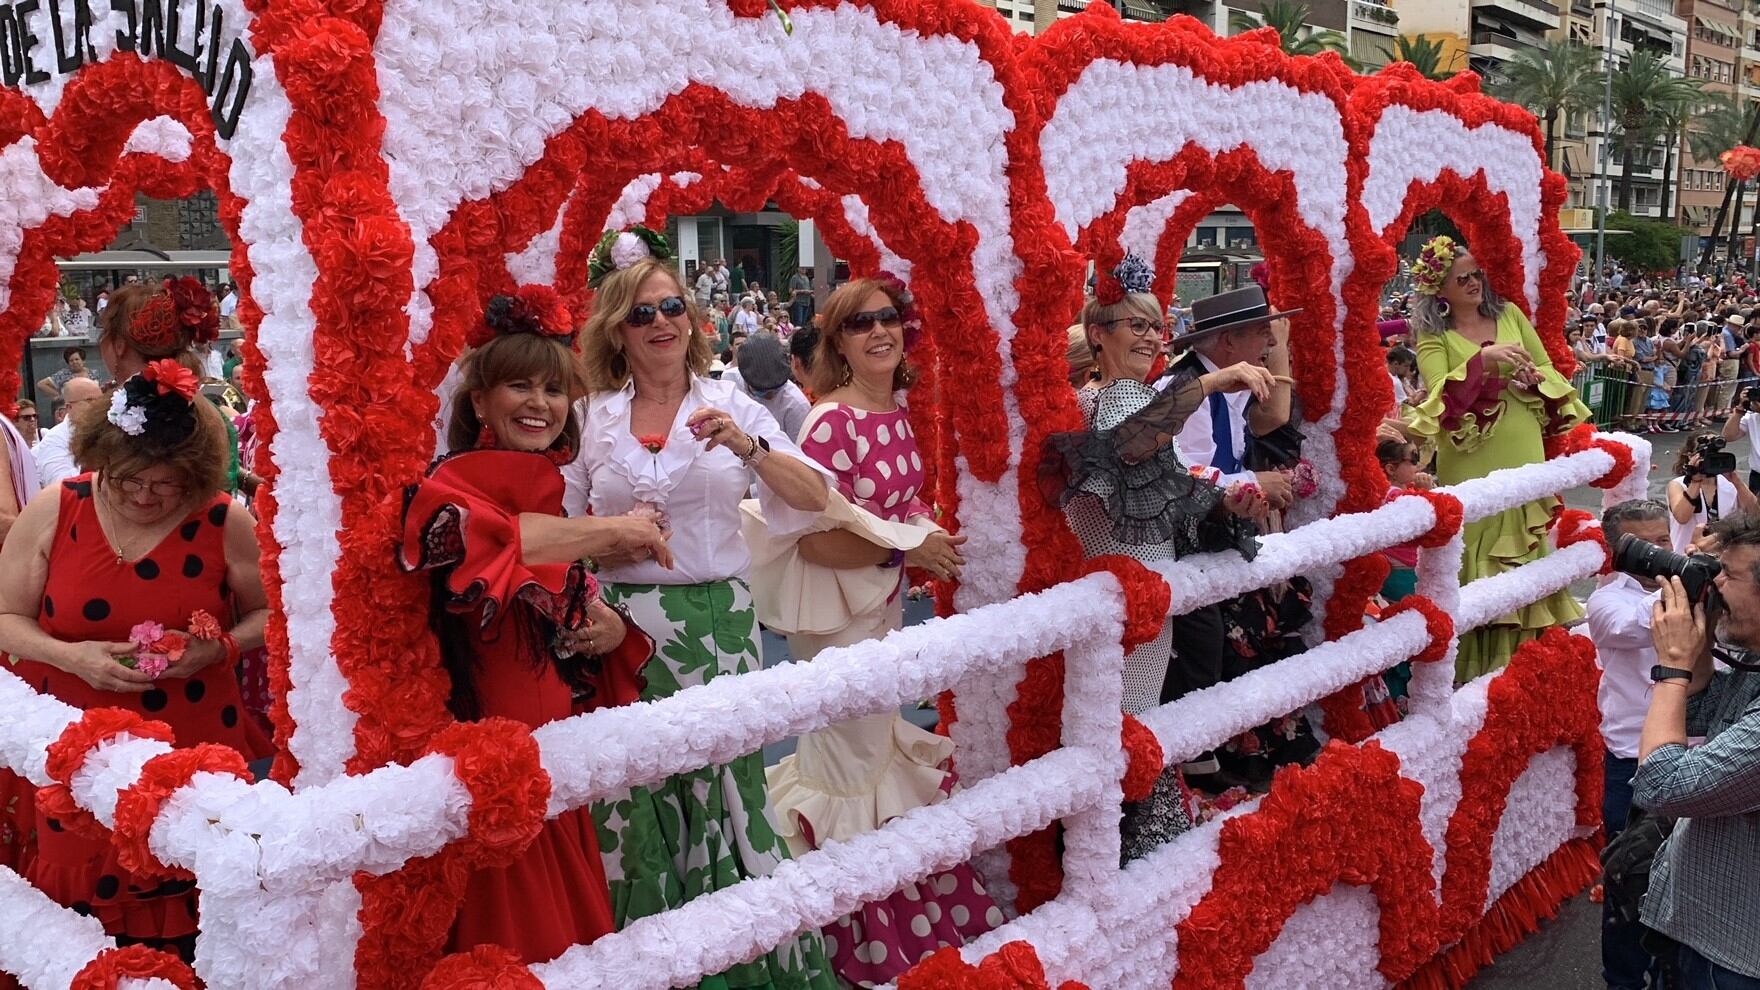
1209, 390, 1241, 474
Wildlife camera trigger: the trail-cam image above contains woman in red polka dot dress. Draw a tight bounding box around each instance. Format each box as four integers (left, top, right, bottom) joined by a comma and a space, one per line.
757, 278, 1001, 986
0, 358, 272, 962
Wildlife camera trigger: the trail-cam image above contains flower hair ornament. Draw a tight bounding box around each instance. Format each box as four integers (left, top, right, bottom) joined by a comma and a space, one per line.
874, 270, 925, 350
128, 277, 220, 351
587, 226, 673, 289
1094, 252, 1155, 306
1410, 235, 1461, 296
107, 359, 200, 443
466, 285, 576, 350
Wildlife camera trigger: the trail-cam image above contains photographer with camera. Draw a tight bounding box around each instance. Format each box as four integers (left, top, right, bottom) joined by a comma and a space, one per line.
1720, 380, 1760, 493
1628, 517, 1760, 988
1591, 501, 1675, 990
1666, 433, 1757, 553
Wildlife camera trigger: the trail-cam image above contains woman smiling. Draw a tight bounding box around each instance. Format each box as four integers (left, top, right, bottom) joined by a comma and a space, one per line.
400, 288, 671, 963
565, 230, 836, 989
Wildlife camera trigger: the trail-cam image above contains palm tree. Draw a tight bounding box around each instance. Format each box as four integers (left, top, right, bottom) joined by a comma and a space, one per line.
1486, 41, 1603, 171
1684, 93, 1748, 227
1608, 50, 1705, 213
1687, 96, 1760, 261
1229, 0, 1351, 59
1387, 34, 1459, 80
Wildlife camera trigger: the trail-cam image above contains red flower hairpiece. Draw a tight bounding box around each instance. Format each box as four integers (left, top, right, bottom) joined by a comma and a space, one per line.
142, 359, 200, 401
1094, 270, 1125, 306
128, 277, 219, 350
467, 285, 577, 349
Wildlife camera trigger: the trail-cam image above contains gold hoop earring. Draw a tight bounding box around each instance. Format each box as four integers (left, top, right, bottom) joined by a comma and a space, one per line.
840, 362, 853, 387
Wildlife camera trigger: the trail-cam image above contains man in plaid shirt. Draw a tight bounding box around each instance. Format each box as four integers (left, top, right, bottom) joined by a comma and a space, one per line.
1637, 518, 1760, 989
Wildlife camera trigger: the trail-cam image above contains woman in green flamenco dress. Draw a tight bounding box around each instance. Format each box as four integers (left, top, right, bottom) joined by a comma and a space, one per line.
1403, 236, 1591, 684
563, 229, 838, 990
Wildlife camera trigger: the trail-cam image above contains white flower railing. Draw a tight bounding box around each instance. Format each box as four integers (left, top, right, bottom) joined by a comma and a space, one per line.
0, 434, 1647, 990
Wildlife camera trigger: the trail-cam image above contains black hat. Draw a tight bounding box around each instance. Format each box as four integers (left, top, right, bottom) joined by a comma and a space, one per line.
1172, 286, 1302, 350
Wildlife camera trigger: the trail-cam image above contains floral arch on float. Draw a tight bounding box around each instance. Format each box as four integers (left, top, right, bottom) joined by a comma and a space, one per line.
0, 0, 1653, 987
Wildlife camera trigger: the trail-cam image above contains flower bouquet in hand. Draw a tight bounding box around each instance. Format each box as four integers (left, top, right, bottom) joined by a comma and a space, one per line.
118, 610, 225, 680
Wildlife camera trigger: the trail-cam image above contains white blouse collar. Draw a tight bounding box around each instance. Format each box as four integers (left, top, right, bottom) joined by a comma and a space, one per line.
589, 376, 722, 505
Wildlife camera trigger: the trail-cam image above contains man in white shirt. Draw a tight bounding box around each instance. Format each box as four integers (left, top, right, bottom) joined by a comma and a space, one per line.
218, 283, 240, 328
1164, 285, 1297, 508
1720, 384, 1760, 492
728, 333, 811, 442
733, 298, 761, 335
34, 377, 103, 488
1586, 498, 1669, 990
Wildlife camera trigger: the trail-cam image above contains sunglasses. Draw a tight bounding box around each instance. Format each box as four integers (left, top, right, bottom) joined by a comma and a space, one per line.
840, 307, 905, 335
17, 413, 36, 421
627, 296, 688, 327
1453, 270, 1484, 287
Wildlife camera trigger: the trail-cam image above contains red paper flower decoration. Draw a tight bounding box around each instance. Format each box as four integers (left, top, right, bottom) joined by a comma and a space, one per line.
71, 945, 199, 990
899, 940, 1092, 990
1722, 145, 1760, 182
142, 359, 201, 400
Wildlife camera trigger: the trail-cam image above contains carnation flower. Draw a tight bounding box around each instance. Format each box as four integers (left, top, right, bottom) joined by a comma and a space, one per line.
108, 391, 147, 436
609, 231, 650, 270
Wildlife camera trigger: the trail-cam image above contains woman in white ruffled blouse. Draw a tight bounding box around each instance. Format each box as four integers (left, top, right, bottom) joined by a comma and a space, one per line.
563, 240, 837, 990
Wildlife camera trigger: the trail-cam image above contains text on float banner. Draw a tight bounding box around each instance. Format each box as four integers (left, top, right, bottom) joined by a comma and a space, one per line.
0, 0, 252, 139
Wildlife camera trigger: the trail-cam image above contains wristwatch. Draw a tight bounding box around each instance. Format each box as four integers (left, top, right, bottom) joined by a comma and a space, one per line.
1651, 664, 1694, 684
741, 434, 771, 466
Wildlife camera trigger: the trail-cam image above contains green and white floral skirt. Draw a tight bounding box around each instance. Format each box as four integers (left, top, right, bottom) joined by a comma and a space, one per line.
594, 578, 837, 990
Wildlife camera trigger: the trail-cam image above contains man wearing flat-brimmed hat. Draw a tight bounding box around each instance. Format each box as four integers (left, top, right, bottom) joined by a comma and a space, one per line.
1163, 284, 1298, 509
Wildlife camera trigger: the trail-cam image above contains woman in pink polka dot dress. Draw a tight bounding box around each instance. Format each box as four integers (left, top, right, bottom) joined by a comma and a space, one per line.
763, 279, 1000, 986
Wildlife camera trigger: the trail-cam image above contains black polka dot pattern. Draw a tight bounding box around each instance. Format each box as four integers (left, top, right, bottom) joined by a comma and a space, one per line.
95, 875, 120, 899
142, 689, 169, 712
221, 706, 239, 729
184, 680, 206, 704
208, 504, 228, 527
134, 559, 160, 580
179, 520, 202, 541
82, 599, 110, 622
45, 818, 63, 832
43, 595, 54, 618
182, 555, 204, 579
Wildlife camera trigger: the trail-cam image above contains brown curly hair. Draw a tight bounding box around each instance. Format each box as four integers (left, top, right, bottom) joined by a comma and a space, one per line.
70, 388, 229, 499
580, 258, 713, 391
807, 278, 918, 397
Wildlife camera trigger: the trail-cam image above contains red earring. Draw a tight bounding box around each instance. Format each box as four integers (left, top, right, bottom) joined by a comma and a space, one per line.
476, 424, 496, 449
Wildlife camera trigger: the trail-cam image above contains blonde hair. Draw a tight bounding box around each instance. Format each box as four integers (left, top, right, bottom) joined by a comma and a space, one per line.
71, 391, 229, 499
581, 258, 713, 391
1065, 324, 1095, 384
808, 278, 918, 397
1080, 292, 1163, 351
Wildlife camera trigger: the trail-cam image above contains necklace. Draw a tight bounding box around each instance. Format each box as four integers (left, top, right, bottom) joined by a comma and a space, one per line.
93, 491, 144, 566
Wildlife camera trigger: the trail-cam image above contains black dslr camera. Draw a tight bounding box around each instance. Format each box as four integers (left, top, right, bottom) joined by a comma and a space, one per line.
1612, 533, 1723, 610
1688, 435, 1738, 479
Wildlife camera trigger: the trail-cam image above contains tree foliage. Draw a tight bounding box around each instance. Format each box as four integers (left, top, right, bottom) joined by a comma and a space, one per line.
1605, 210, 1687, 274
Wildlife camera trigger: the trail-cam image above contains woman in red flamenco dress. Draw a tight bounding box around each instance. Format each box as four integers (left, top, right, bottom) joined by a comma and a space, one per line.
0, 358, 272, 962
398, 288, 674, 963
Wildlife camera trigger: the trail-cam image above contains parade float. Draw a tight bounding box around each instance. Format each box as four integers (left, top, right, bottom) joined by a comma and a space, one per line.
0, 0, 1648, 986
